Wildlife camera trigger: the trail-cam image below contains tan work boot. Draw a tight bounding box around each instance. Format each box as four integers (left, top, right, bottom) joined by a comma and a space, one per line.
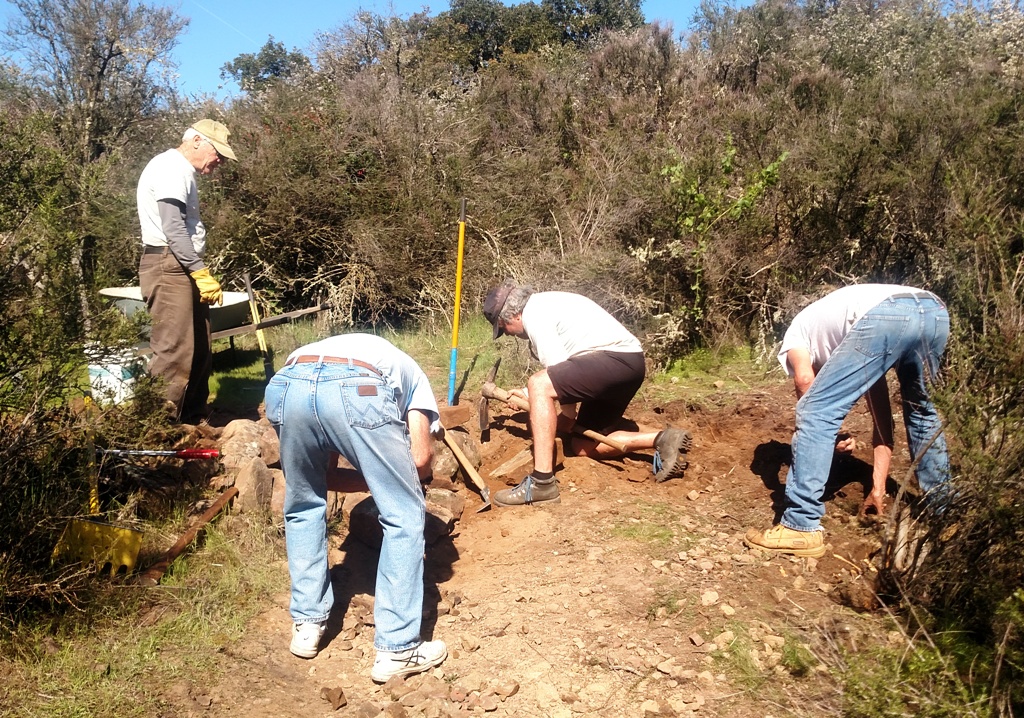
493, 474, 560, 507
744, 524, 825, 557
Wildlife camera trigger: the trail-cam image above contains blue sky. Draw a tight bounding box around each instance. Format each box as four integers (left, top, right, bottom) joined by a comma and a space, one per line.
0, 0, 706, 98
171, 0, 705, 97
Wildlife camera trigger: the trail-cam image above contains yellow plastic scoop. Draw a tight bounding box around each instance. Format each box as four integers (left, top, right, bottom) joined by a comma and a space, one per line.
52, 444, 142, 576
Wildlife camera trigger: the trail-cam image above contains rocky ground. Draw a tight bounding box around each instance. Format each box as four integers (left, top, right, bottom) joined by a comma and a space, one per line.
160, 378, 903, 718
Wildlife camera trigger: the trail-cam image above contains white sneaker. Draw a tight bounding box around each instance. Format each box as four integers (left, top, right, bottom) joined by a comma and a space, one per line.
371, 640, 448, 683
289, 622, 326, 658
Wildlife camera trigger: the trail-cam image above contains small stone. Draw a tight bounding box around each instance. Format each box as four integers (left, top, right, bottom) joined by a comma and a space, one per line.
320, 686, 347, 711
713, 630, 735, 649
720, 603, 736, 617
700, 590, 719, 606
689, 633, 705, 647
383, 675, 414, 698
492, 679, 520, 698
399, 690, 426, 707
687, 490, 700, 501
384, 702, 409, 717
640, 699, 661, 716
771, 587, 787, 603
351, 703, 383, 718
560, 690, 580, 704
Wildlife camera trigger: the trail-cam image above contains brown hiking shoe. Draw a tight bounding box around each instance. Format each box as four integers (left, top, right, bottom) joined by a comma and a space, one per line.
744, 525, 826, 558
493, 475, 560, 507
653, 428, 693, 483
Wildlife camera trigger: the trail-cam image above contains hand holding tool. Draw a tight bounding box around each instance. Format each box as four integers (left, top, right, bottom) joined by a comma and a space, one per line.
480, 381, 628, 453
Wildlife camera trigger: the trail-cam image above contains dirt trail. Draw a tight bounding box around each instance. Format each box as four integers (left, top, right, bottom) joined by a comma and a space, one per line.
169, 382, 895, 718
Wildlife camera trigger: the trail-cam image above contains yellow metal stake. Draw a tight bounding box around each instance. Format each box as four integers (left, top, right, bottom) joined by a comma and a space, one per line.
447, 198, 467, 406
244, 272, 275, 381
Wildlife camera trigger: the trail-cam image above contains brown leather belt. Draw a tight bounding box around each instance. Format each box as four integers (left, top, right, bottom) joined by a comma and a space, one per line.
283, 355, 382, 377
142, 245, 169, 254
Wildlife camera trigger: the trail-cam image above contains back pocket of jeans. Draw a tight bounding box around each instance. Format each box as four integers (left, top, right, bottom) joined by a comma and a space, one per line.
264, 377, 289, 427
341, 381, 391, 429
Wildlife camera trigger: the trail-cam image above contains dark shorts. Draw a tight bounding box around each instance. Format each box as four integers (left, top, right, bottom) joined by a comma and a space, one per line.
547, 351, 645, 432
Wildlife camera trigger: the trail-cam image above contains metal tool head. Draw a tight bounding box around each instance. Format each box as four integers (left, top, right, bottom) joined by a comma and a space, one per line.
477, 358, 501, 438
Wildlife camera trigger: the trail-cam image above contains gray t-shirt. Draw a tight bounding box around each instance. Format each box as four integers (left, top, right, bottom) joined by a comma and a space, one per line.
778, 284, 922, 375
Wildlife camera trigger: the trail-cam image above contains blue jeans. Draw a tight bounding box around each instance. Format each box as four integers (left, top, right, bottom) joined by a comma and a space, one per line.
264, 361, 427, 651
782, 296, 950, 532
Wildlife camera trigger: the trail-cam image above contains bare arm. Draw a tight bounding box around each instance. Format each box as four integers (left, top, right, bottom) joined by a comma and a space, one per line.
786, 348, 816, 399
407, 409, 434, 481
863, 377, 895, 514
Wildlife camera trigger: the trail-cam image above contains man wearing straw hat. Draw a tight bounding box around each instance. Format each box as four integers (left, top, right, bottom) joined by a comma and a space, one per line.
483, 281, 693, 506
136, 119, 236, 423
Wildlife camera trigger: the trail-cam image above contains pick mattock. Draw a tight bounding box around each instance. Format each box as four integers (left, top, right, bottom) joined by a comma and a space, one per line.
480, 381, 628, 454
440, 427, 491, 512
476, 358, 501, 441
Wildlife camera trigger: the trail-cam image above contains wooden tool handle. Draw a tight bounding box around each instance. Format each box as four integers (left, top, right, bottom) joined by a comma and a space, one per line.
138, 487, 238, 586
485, 384, 629, 454
442, 430, 488, 494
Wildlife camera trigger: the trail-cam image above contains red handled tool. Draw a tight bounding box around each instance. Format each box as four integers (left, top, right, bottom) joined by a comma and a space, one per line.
98, 448, 220, 459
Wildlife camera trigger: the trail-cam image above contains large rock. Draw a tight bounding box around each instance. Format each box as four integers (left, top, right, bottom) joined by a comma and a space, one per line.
432, 430, 482, 485
235, 456, 273, 513
218, 419, 263, 473
258, 426, 280, 467
425, 487, 465, 521
266, 470, 341, 522
269, 468, 285, 520
345, 494, 456, 548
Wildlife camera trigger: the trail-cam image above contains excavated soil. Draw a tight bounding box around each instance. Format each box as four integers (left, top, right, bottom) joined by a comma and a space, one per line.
163, 379, 901, 718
